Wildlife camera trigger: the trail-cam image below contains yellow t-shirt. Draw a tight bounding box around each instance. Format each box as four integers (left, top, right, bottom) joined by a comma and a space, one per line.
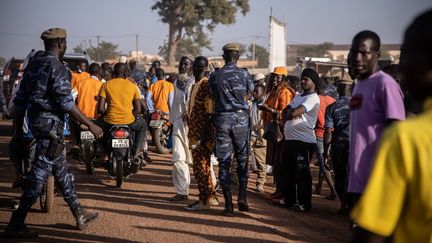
351, 99, 432, 243
148, 80, 174, 114
98, 78, 140, 124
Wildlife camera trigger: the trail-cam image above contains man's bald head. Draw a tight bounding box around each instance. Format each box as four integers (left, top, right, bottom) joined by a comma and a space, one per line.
113, 62, 128, 78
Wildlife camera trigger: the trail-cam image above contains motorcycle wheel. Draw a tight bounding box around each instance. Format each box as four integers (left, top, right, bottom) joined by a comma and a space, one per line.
153, 127, 171, 154
115, 157, 123, 188
82, 140, 95, 175
40, 176, 55, 213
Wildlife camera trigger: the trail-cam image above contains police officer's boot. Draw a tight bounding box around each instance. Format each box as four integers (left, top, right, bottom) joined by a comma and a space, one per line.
238, 181, 249, 211
4, 209, 39, 239
72, 204, 99, 230
222, 188, 234, 217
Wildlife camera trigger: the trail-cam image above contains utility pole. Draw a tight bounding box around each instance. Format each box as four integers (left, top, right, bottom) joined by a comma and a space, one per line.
252, 36, 256, 72
135, 34, 139, 59
96, 35, 101, 61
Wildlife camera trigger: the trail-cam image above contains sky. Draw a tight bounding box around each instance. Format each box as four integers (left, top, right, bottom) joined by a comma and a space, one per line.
0, 0, 431, 59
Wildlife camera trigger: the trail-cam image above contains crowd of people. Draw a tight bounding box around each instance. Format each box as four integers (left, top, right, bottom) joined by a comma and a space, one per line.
3, 8, 432, 242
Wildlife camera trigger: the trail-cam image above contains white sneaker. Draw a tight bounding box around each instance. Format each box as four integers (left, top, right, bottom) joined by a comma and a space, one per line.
208, 198, 219, 206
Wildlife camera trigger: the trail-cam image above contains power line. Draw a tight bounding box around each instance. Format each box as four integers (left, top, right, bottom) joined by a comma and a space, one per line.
0, 32, 165, 41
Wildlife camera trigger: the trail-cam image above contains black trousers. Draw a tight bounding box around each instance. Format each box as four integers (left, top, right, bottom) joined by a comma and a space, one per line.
280, 140, 315, 210
331, 141, 349, 205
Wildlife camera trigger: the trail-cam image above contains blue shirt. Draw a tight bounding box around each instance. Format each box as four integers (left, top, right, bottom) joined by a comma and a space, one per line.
130, 69, 146, 85
209, 62, 254, 112
14, 51, 73, 137
324, 96, 351, 141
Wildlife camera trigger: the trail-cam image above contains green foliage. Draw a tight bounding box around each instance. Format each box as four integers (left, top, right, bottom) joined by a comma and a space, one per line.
239, 44, 247, 56
247, 44, 269, 68
0, 57, 6, 68
296, 42, 334, 58
73, 40, 120, 62
158, 38, 204, 61
152, 0, 250, 65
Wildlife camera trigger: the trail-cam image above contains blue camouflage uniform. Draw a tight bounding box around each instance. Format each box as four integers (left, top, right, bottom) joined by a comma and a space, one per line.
13, 51, 79, 212
209, 62, 254, 190
324, 96, 351, 204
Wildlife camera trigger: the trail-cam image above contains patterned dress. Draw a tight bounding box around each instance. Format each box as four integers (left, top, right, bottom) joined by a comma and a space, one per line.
188, 77, 217, 202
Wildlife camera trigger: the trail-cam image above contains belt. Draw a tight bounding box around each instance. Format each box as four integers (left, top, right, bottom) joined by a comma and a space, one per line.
216, 109, 247, 114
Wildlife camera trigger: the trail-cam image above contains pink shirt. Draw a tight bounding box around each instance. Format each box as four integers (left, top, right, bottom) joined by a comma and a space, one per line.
348, 71, 405, 193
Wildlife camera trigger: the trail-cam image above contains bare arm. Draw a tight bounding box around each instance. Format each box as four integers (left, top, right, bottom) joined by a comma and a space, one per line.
97, 97, 107, 115
282, 105, 306, 121
323, 128, 333, 163
132, 99, 141, 116
69, 104, 103, 138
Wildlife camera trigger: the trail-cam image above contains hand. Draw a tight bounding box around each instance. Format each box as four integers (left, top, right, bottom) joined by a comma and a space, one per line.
89, 124, 103, 139
257, 104, 268, 111
182, 113, 189, 122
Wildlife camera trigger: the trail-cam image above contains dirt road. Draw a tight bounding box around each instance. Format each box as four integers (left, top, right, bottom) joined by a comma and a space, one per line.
0, 120, 351, 242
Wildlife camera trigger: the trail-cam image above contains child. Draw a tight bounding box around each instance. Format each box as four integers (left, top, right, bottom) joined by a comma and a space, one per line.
250, 84, 267, 192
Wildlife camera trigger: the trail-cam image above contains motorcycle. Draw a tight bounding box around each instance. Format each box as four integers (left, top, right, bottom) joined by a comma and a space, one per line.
17, 140, 55, 212
149, 111, 172, 154
107, 125, 140, 188
78, 124, 99, 175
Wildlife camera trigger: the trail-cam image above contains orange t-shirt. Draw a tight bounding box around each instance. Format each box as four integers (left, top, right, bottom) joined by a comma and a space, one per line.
148, 80, 174, 114
76, 76, 103, 119
71, 72, 90, 89
315, 95, 336, 138
263, 86, 294, 125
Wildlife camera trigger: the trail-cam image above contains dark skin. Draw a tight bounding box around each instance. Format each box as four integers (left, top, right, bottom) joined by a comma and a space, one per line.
179, 57, 193, 75
184, 58, 208, 123
258, 73, 283, 114
252, 86, 265, 130
348, 37, 380, 80
97, 63, 141, 116
15, 38, 103, 140
283, 76, 316, 120
78, 62, 87, 73
87, 66, 102, 101
353, 14, 432, 243
348, 37, 398, 126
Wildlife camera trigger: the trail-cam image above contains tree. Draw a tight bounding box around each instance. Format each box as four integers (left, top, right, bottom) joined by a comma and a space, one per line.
239, 44, 247, 57
73, 40, 120, 62
158, 38, 203, 61
296, 42, 334, 58
0, 57, 6, 68
247, 44, 269, 68
73, 46, 86, 54
152, 0, 250, 66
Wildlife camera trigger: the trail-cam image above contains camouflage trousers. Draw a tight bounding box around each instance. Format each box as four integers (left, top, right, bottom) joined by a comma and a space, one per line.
18, 138, 79, 212
214, 111, 249, 190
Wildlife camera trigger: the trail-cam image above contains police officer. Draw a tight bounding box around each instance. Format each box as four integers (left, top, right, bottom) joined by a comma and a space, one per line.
209, 43, 254, 216
4, 28, 103, 239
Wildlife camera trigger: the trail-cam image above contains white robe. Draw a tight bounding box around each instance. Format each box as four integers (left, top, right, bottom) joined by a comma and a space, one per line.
170, 77, 194, 195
